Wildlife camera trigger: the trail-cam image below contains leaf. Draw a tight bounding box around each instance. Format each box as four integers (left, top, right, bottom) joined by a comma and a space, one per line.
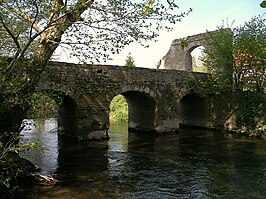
260, 1, 266, 8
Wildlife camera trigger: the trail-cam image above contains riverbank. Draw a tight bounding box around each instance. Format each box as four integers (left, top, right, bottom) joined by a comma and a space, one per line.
222, 124, 266, 139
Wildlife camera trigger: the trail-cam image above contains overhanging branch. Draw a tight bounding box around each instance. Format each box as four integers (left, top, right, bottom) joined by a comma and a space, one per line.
0, 0, 42, 34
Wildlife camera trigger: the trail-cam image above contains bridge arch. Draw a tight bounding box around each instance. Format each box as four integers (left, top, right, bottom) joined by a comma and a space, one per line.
179, 93, 210, 128
121, 91, 156, 132
185, 45, 205, 71
34, 90, 78, 137
110, 86, 157, 133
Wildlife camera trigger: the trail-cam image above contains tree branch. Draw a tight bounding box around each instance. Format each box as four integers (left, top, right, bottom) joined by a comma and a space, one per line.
29, 1, 40, 39
0, 15, 21, 51
48, 0, 65, 22
66, 0, 94, 23
0, 0, 42, 34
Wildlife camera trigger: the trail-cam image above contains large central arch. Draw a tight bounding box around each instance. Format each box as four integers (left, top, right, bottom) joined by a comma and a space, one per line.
122, 91, 156, 133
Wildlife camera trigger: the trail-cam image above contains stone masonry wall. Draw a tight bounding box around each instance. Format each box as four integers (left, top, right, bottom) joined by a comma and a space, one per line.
39, 62, 223, 140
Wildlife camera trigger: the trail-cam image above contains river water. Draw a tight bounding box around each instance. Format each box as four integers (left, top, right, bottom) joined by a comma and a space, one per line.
20, 119, 266, 199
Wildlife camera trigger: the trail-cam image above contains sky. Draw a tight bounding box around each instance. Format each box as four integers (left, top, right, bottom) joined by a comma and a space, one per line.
107, 0, 266, 68
56, 0, 266, 68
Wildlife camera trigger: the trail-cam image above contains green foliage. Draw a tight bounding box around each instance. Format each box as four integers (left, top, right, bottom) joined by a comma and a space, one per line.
261, 1, 266, 8
0, 134, 45, 160
109, 95, 128, 123
236, 92, 266, 129
142, 0, 155, 16
233, 15, 266, 92
186, 75, 198, 91
192, 56, 208, 73
27, 92, 58, 119
201, 77, 226, 95
125, 53, 136, 67
203, 15, 266, 93
202, 28, 234, 92
0, 133, 46, 197
202, 16, 266, 133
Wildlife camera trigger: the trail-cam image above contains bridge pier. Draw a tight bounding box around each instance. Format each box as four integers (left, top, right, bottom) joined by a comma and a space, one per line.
56, 94, 110, 141
77, 107, 110, 141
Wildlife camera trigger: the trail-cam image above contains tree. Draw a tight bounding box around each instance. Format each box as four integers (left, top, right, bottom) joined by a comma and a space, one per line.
202, 15, 266, 132
125, 52, 136, 67
203, 15, 266, 93
233, 16, 266, 93
0, 0, 192, 134
202, 28, 233, 91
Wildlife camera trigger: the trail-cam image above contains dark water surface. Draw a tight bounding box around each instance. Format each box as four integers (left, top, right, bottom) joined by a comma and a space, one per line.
20, 119, 266, 199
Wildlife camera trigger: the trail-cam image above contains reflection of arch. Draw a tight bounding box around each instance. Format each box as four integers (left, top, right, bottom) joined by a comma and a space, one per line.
180, 93, 209, 128
120, 91, 156, 132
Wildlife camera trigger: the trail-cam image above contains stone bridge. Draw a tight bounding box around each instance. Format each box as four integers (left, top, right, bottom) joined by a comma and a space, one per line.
38, 30, 232, 140
39, 61, 228, 141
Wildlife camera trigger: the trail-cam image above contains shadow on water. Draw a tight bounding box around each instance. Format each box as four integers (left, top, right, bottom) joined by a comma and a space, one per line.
21, 119, 266, 199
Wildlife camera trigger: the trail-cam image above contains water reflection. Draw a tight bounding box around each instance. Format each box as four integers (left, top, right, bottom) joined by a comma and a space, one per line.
20, 118, 58, 175
22, 119, 266, 199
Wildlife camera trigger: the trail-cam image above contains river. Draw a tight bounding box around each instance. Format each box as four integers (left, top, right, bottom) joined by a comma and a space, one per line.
20, 119, 266, 199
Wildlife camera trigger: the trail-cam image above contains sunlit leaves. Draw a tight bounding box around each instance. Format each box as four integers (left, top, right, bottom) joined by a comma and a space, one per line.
109, 94, 128, 122
142, 0, 155, 16
61, 0, 192, 63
